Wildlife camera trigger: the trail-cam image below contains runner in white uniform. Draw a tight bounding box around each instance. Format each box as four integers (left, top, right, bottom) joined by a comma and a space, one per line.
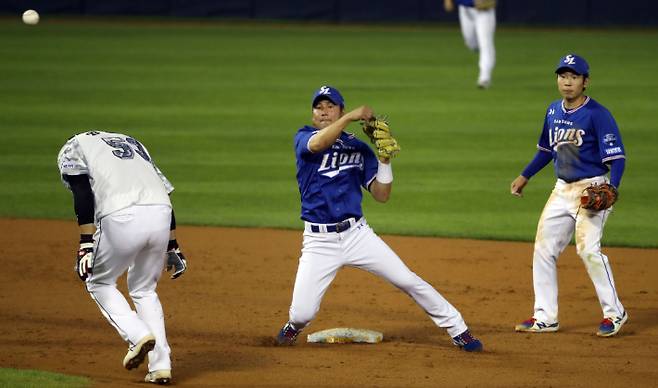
58, 130, 188, 385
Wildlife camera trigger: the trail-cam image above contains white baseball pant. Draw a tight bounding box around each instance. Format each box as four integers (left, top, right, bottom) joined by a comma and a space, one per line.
288, 218, 468, 338
458, 5, 496, 85
86, 204, 172, 372
532, 176, 625, 324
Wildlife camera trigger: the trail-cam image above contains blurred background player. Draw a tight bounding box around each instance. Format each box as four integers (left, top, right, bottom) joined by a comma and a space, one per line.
510, 54, 628, 337
58, 130, 188, 385
275, 85, 482, 352
443, 0, 496, 88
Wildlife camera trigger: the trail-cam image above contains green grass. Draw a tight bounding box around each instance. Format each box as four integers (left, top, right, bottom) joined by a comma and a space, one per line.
0, 368, 89, 388
1, 18, 657, 247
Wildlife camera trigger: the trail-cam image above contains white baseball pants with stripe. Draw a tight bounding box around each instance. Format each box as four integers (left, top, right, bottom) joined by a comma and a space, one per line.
532, 176, 625, 324
458, 5, 496, 85
86, 204, 172, 372
287, 218, 468, 338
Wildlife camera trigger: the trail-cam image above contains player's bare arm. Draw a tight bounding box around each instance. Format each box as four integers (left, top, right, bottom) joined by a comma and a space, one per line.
510, 175, 529, 197
370, 178, 392, 203
308, 103, 373, 153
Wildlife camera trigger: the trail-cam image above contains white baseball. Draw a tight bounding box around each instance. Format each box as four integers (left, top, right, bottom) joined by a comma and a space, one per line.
22, 9, 40, 25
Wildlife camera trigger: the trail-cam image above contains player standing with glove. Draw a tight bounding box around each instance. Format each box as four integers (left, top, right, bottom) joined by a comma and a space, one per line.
58, 130, 188, 385
275, 85, 482, 352
510, 54, 628, 337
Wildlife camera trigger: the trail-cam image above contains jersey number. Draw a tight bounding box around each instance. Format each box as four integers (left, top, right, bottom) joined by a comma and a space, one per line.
102, 137, 150, 161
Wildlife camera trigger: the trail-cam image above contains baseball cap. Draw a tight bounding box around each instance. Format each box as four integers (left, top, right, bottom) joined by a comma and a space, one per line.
312, 85, 344, 108
555, 54, 589, 76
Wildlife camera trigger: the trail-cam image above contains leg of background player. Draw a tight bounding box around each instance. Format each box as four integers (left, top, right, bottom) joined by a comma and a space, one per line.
474, 8, 496, 86
458, 6, 478, 51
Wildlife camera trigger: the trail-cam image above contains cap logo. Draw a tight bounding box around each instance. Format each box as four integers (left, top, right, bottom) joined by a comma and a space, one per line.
319, 86, 331, 95
564, 55, 576, 65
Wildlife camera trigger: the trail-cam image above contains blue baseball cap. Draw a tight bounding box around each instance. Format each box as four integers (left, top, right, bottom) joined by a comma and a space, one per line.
312, 85, 345, 108
555, 54, 589, 77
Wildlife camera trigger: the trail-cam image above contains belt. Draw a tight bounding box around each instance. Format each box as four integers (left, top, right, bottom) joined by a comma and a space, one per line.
306, 218, 357, 233
559, 176, 598, 183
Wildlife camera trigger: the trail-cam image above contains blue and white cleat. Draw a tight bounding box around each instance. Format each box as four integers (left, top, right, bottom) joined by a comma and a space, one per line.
597, 311, 628, 337
276, 322, 301, 346
515, 317, 559, 333
452, 329, 483, 352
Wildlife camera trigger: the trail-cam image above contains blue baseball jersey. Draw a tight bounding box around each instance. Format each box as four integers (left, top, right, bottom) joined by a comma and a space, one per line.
537, 97, 625, 182
455, 0, 476, 7
294, 126, 379, 224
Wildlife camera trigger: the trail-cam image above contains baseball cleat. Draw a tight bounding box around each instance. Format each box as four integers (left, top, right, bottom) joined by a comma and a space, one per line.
452, 330, 483, 352
597, 311, 628, 337
276, 322, 301, 346
515, 317, 559, 333
123, 334, 156, 370
477, 80, 491, 89
145, 369, 171, 385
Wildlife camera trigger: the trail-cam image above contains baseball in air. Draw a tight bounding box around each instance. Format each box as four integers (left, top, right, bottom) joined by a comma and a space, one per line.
22, 9, 40, 25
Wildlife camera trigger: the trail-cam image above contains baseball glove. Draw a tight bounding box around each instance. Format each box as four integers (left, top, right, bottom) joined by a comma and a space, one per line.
580, 183, 618, 211
362, 116, 401, 159
474, 0, 496, 10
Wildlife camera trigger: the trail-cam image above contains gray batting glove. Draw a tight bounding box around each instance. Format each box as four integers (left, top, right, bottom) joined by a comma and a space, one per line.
166, 248, 187, 279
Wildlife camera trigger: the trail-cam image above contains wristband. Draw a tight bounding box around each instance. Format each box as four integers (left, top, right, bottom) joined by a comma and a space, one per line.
376, 161, 393, 184
167, 239, 179, 251
80, 234, 94, 244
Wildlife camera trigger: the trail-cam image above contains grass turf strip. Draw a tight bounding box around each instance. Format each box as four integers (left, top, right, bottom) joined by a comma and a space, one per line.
0, 20, 656, 247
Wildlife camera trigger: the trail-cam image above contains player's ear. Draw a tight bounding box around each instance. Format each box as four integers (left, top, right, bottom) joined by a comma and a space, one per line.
583, 76, 590, 89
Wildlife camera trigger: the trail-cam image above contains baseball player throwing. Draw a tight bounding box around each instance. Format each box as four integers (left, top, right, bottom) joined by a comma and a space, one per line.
275, 86, 482, 352
444, 0, 496, 88
58, 130, 188, 385
510, 54, 628, 337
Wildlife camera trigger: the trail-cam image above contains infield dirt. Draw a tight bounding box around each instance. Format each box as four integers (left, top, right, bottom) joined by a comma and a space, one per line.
1, 218, 657, 387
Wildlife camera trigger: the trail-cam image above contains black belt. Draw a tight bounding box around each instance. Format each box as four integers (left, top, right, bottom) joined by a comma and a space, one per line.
560, 176, 596, 183
310, 219, 354, 233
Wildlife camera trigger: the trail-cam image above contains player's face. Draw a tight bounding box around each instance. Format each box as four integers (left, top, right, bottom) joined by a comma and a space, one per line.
312, 99, 343, 129
557, 71, 589, 101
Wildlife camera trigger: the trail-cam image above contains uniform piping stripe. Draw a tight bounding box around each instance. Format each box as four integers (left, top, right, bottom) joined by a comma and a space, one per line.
306, 132, 319, 153
598, 208, 623, 314
365, 176, 377, 191
537, 145, 552, 153
561, 96, 590, 114
602, 154, 625, 163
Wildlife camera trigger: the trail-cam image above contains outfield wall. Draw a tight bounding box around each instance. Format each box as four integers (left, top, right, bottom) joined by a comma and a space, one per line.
2, 0, 657, 26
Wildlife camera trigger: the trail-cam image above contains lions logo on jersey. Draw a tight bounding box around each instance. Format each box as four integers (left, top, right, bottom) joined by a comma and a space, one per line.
550, 126, 585, 148
318, 150, 364, 178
